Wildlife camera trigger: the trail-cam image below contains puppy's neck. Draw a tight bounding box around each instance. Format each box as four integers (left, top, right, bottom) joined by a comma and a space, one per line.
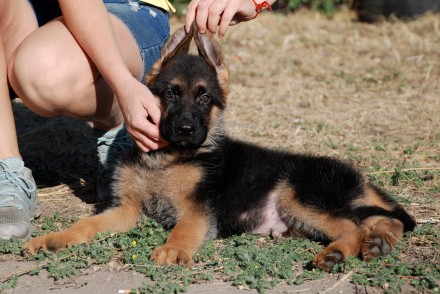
138, 147, 201, 169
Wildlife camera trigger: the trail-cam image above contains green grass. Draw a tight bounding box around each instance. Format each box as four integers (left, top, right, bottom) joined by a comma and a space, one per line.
1, 211, 439, 293
1, 150, 439, 293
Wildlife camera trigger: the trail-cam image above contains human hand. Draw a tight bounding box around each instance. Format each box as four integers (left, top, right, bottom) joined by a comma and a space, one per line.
116, 76, 168, 152
185, 0, 257, 38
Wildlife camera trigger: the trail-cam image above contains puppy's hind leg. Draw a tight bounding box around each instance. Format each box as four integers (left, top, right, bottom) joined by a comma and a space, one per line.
278, 186, 363, 271
354, 185, 416, 261
310, 219, 363, 271
24, 196, 142, 255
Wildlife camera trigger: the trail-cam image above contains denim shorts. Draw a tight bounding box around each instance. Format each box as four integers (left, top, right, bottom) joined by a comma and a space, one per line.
28, 0, 170, 82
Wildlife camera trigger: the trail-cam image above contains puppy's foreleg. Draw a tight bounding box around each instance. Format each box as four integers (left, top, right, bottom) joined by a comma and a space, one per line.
151, 209, 211, 265
24, 201, 141, 254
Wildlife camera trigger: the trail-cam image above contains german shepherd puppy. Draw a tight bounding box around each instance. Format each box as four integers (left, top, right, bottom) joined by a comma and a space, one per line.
24, 26, 415, 271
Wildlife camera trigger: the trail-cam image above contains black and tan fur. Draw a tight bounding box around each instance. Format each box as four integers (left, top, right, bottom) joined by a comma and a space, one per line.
25, 26, 416, 270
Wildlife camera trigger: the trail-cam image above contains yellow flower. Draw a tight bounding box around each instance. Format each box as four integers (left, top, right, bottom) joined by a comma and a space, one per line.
132, 254, 137, 260
131, 240, 137, 246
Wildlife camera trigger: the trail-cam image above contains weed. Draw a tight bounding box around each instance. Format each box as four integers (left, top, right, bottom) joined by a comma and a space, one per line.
337, 70, 357, 84
403, 143, 420, 156
286, 0, 349, 15
36, 212, 78, 234
332, 240, 440, 293
316, 122, 329, 133
427, 183, 440, 194
413, 224, 440, 238
0, 275, 18, 291
374, 144, 387, 152
368, 163, 438, 192
2, 211, 438, 293
0, 237, 24, 255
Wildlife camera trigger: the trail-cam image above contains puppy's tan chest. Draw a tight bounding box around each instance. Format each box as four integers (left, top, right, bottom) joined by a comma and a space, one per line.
164, 164, 204, 201
117, 162, 204, 226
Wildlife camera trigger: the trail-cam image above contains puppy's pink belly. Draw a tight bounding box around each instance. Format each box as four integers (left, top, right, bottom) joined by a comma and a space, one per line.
251, 191, 288, 237
252, 215, 288, 237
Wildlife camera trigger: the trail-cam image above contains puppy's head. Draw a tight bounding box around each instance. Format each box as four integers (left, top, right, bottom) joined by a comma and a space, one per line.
146, 25, 230, 150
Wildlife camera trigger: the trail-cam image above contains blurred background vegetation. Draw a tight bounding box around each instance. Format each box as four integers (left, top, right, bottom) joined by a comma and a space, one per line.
169, 0, 440, 22
276, 0, 350, 14
169, 0, 351, 16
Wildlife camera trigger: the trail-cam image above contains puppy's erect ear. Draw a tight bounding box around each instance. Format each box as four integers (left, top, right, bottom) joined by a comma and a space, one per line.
146, 25, 194, 86
194, 27, 230, 100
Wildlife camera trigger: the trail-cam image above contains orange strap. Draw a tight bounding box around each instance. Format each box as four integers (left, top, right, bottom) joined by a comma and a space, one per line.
252, 0, 273, 18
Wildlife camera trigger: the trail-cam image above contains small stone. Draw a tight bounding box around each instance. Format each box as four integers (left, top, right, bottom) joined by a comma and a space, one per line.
298, 101, 311, 108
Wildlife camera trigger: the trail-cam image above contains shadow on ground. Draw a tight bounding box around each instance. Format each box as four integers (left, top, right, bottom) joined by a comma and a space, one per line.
12, 100, 98, 205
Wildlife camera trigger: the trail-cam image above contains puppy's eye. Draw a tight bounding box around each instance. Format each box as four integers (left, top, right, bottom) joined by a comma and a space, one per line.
164, 89, 175, 101
198, 94, 211, 105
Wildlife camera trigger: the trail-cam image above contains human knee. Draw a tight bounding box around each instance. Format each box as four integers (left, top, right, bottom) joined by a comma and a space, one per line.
8, 41, 78, 116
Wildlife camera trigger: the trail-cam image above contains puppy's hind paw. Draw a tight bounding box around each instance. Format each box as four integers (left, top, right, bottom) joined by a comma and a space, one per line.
361, 234, 394, 261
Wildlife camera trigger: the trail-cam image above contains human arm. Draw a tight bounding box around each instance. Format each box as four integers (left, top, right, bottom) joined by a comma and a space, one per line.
58, 0, 166, 151
185, 0, 277, 38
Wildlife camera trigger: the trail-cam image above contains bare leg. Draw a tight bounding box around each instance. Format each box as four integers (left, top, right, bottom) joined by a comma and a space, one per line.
7, 14, 143, 131
0, 0, 38, 159
0, 41, 20, 159
0, 0, 42, 239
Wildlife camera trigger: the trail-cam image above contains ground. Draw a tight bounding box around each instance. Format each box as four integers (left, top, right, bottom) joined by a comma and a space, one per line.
1, 8, 439, 294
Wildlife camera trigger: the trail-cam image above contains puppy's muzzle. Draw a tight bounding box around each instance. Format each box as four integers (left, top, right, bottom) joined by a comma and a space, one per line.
177, 114, 196, 136
167, 112, 206, 149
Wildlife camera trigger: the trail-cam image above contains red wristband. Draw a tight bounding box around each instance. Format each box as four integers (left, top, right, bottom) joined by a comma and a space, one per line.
252, 0, 272, 19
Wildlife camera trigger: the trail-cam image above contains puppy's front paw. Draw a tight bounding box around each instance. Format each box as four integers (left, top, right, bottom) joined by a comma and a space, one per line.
23, 231, 88, 256
312, 248, 344, 271
151, 244, 192, 265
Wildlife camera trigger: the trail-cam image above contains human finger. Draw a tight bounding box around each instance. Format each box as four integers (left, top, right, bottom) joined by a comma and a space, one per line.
185, 0, 200, 32
207, 1, 226, 34
127, 115, 161, 141
142, 119, 161, 141
217, 3, 237, 37
195, 0, 213, 33
145, 100, 162, 127
131, 125, 162, 152
135, 138, 160, 152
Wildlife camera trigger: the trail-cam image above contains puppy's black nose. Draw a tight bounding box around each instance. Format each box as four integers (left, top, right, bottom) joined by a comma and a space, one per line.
177, 112, 196, 136
178, 123, 195, 135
